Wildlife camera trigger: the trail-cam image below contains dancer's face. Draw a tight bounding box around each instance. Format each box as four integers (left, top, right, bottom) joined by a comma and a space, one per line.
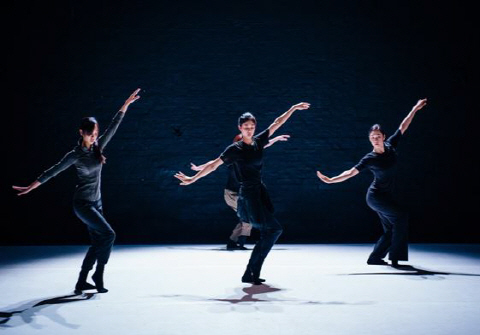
369, 130, 385, 148
238, 120, 256, 139
79, 124, 99, 146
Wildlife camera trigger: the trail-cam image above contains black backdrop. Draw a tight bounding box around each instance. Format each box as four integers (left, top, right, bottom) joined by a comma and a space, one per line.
5, 0, 478, 244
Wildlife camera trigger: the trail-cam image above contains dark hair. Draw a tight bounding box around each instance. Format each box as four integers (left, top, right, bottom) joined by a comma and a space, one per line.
80, 117, 106, 164
238, 112, 256, 126
369, 124, 386, 136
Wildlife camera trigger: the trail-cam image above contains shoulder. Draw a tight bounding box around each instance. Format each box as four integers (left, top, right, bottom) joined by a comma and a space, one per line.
221, 142, 242, 165
254, 128, 270, 146
72, 145, 86, 156
361, 152, 376, 161
221, 142, 241, 158
355, 152, 375, 170
254, 128, 269, 139
225, 141, 242, 152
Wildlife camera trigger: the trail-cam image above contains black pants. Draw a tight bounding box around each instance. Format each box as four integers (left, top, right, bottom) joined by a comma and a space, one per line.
246, 212, 283, 279
73, 199, 116, 270
366, 190, 408, 261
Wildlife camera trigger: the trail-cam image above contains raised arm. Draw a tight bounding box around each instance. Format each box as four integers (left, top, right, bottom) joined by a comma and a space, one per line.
12, 150, 78, 196
316, 168, 359, 184
268, 102, 310, 137
175, 157, 224, 186
98, 88, 141, 150
399, 98, 427, 134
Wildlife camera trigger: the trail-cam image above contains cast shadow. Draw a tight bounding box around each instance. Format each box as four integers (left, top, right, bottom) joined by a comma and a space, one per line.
165, 246, 289, 252
0, 293, 97, 329
211, 284, 283, 304
348, 265, 480, 277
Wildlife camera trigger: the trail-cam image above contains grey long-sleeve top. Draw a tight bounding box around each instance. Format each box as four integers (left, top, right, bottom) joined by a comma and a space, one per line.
37, 111, 125, 201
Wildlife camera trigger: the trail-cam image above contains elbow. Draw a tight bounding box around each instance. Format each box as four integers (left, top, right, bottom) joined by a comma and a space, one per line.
209, 160, 222, 172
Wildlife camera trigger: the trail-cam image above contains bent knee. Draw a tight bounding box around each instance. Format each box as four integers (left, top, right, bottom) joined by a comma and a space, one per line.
102, 229, 116, 241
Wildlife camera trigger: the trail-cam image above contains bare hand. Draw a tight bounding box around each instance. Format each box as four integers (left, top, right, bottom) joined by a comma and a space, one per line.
292, 102, 311, 111
316, 171, 332, 184
414, 98, 427, 111
12, 185, 35, 196
125, 88, 141, 105
190, 163, 202, 171
274, 135, 290, 142
174, 171, 195, 186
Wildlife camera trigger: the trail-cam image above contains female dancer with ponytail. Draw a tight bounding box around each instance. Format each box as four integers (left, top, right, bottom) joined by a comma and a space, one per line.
175, 102, 310, 284
12, 89, 141, 293
317, 98, 427, 267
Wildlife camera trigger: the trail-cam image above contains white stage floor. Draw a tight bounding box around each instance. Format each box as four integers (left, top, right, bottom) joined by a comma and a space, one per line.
1, 244, 479, 335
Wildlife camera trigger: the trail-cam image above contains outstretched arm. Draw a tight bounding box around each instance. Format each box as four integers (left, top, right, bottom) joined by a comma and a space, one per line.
264, 134, 290, 148
268, 102, 310, 137
316, 168, 359, 184
98, 88, 141, 150
190, 160, 216, 172
12, 150, 78, 196
399, 98, 427, 134
175, 157, 224, 185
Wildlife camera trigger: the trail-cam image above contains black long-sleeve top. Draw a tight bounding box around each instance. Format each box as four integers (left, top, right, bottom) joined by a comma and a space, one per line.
37, 111, 125, 201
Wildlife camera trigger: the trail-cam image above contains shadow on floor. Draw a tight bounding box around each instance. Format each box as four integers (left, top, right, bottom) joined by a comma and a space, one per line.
211, 284, 283, 304
154, 284, 375, 307
348, 265, 480, 277
0, 293, 97, 329
164, 246, 290, 251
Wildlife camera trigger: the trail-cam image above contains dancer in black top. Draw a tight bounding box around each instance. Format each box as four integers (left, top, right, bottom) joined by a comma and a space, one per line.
175, 102, 310, 284
317, 98, 427, 267
13, 89, 141, 293
191, 133, 290, 250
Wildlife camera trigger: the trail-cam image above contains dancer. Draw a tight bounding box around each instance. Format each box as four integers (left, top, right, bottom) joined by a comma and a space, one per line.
317, 98, 427, 267
175, 102, 310, 284
12, 89, 141, 293
191, 134, 291, 250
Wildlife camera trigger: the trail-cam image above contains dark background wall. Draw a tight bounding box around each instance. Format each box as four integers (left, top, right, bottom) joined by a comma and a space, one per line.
5, 0, 478, 244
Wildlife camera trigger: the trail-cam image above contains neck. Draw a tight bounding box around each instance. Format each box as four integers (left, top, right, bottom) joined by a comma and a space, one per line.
373, 144, 385, 154
242, 136, 254, 145
83, 141, 93, 149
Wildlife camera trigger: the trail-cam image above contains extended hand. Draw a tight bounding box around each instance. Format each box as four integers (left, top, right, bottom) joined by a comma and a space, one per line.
174, 171, 195, 186
316, 171, 332, 184
275, 135, 290, 142
125, 88, 141, 106
292, 102, 311, 111
12, 184, 35, 196
190, 163, 202, 171
414, 98, 427, 111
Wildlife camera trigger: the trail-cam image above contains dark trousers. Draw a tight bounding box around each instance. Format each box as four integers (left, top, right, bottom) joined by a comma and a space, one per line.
73, 199, 116, 270
366, 190, 408, 261
246, 213, 283, 279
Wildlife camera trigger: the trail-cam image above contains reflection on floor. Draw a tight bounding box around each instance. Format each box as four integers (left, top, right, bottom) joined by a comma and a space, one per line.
1, 244, 479, 335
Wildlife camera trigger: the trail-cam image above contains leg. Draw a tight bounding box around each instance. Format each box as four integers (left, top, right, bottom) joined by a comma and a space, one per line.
367, 212, 392, 264
73, 200, 116, 293
74, 241, 98, 293
229, 222, 243, 243
225, 189, 242, 249
386, 211, 409, 262
242, 215, 282, 284
367, 192, 409, 263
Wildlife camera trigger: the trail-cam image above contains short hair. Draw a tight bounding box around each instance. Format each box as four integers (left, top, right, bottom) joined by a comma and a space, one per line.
369, 124, 386, 136
238, 112, 256, 126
